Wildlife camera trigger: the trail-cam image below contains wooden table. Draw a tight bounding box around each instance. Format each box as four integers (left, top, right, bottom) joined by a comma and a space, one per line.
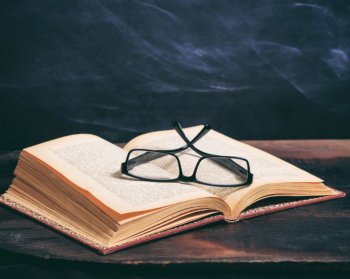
0, 140, 349, 278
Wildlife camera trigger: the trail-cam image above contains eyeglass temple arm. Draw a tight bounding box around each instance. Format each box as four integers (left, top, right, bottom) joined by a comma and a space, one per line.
171, 122, 211, 152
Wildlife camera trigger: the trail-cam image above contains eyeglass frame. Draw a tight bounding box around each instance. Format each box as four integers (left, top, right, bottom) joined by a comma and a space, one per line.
121, 122, 253, 187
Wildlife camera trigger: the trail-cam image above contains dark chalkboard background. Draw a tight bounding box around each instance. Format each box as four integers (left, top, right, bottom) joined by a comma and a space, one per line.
1, 0, 350, 150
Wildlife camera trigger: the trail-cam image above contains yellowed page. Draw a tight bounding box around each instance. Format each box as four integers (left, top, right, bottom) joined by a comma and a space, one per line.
24, 134, 215, 214
124, 126, 324, 200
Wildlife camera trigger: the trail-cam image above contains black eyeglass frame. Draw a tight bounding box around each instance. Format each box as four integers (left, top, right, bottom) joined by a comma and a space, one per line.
121, 122, 253, 187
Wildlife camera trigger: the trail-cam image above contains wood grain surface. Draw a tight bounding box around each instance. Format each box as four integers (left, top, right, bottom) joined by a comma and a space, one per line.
0, 140, 349, 270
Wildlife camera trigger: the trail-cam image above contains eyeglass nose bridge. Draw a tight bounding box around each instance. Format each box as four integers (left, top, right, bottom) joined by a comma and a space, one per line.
180, 174, 195, 182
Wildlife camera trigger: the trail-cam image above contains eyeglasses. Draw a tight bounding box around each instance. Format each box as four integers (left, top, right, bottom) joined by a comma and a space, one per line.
121, 122, 253, 187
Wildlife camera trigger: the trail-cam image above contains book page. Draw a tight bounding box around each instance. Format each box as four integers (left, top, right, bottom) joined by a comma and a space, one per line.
124, 126, 323, 200
24, 134, 215, 215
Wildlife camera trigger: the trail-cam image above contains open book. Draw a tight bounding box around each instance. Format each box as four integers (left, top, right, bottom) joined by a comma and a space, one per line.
0, 126, 345, 254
